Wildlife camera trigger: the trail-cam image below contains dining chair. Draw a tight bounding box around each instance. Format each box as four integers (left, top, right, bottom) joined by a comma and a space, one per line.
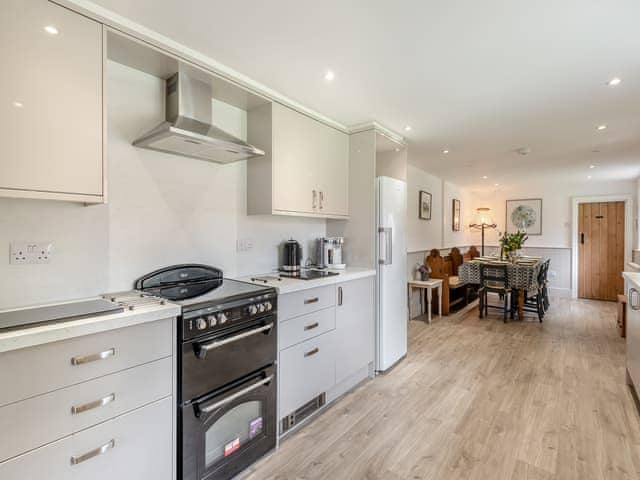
479, 264, 511, 322
522, 260, 548, 322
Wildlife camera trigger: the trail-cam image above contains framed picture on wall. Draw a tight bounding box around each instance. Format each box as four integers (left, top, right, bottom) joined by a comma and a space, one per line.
452, 199, 461, 231
419, 191, 432, 220
506, 198, 542, 235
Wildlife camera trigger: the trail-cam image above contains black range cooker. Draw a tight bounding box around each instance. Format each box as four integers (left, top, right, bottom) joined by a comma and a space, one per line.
135, 265, 277, 480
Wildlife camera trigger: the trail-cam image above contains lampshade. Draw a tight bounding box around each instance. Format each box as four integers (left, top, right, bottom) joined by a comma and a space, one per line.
475, 207, 493, 225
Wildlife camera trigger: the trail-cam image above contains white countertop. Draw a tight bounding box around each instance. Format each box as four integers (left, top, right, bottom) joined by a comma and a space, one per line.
0, 295, 180, 353
234, 267, 376, 294
623, 271, 640, 289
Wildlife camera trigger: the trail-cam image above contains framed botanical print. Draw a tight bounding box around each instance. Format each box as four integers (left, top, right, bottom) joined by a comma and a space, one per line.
419, 191, 432, 220
506, 198, 542, 235
452, 199, 461, 231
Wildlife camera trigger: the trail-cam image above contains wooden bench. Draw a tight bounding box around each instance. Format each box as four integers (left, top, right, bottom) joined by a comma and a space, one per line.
425, 248, 470, 315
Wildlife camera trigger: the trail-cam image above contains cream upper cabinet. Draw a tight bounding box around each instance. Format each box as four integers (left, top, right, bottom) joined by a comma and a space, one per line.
0, 0, 104, 203
247, 103, 349, 219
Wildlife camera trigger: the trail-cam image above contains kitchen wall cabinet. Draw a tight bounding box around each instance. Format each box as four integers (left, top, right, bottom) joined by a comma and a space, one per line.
0, 0, 104, 203
335, 277, 375, 385
247, 103, 349, 219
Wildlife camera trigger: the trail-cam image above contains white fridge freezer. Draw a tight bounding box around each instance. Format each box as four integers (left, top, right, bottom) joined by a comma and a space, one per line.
375, 176, 408, 372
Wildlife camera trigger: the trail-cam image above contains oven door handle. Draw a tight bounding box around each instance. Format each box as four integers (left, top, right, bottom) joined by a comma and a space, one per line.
193, 323, 274, 359
196, 374, 274, 416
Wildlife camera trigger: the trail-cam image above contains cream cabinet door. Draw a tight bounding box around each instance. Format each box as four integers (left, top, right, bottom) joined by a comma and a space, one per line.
318, 128, 349, 217
272, 103, 319, 214
0, 0, 103, 199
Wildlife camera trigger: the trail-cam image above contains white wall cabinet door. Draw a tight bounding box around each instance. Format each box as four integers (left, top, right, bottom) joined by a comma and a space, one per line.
335, 277, 375, 385
0, 0, 104, 202
318, 128, 349, 217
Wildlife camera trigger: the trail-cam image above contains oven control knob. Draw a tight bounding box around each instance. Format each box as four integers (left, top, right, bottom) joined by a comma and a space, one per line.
195, 318, 207, 331
207, 315, 217, 327
258, 303, 266, 313
218, 312, 228, 325
264, 301, 273, 311
248, 305, 258, 316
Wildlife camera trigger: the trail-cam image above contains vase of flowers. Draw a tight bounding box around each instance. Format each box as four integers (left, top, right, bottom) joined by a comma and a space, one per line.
499, 231, 528, 263
415, 263, 431, 281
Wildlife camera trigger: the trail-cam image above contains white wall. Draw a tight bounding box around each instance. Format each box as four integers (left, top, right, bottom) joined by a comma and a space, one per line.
0, 62, 325, 308
406, 164, 443, 253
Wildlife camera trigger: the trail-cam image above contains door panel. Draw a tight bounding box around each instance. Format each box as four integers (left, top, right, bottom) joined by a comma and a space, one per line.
578, 201, 624, 301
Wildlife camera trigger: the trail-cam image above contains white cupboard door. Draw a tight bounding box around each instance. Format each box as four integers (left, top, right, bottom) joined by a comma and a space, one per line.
319, 129, 349, 217
335, 278, 375, 384
0, 0, 103, 197
272, 104, 318, 214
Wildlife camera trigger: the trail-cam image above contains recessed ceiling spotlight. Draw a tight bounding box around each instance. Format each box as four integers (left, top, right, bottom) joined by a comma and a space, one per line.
44, 25, 59, 35
597, 124, 607, 131
607, 77, 621, 86
515, 147, 531, 156
442, 149, 449, 154
12, 101, 23, 108
589, 164, 597, 169
324, 70, 335, 82
394, 148, 400, 152
494, 183, 500, 187
404, 125, 412, 132
482, 175, 488, 180
587, 175, 592, 180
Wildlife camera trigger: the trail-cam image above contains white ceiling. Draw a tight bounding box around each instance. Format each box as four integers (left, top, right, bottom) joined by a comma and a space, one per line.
93, 0, 640, 188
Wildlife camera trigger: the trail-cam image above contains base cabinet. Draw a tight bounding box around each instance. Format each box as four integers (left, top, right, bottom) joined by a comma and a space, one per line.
335, 277, 375, 385
0, 397, 172, 480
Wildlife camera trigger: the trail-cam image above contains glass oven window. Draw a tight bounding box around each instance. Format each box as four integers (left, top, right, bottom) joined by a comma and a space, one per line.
205, 401, 263, 467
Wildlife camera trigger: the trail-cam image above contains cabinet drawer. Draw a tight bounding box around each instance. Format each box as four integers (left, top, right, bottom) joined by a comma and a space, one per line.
0, 318, 173, 407
279, 307, 335, 350
279, 285, 335, 321
0, 396, 172, 480
0, 356, 172, 463
279, 330, 335, 417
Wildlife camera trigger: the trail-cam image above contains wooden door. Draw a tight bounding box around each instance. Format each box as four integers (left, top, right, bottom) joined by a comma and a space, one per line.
578, 201, 625, 301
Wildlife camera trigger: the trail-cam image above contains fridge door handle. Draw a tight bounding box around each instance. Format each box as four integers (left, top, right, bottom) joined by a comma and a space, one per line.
378, 227, 392, 265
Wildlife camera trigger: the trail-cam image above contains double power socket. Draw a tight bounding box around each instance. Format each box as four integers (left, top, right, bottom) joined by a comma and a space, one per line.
10, 242, 53, 265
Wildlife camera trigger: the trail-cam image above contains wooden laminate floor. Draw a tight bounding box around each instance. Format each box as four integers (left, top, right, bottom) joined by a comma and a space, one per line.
243, 297, 640, 480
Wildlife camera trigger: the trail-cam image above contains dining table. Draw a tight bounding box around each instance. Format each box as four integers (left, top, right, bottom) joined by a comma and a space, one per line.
458, 255, 546, 318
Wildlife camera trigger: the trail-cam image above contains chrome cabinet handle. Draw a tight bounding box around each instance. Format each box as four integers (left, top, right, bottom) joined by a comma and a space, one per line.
304, 347, 319, 357
631, 288, 640, 311
71, 393, 116, 415
304, 322, 319, 331
197, 375, 274, 415
194, 323, 274, 359
312, 190, 317, 209
319, 191, 324, 210
70, 439, 115, 465
338, 286, 343, 306
378, 227, 393, 265
71, 348, 115, 366
304, 297, 319, 305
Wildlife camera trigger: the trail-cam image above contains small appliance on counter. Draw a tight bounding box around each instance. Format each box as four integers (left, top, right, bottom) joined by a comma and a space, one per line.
280, 269, 339, 281
280, 239, 302, 274
316, 237, 346, 269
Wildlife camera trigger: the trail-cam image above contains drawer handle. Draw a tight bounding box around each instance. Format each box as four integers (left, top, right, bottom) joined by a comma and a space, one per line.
304, 322, 320, 331
197, 374, 274, 415
71, 348, 115, 366
304, 297, 319, 305
71, 393, 116, 415
304, 347, 319, 357
70, 439, 115, 465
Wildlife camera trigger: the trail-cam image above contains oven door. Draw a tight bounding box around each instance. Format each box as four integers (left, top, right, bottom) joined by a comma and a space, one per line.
181, 366, 276, 480
182, 315, 276, 401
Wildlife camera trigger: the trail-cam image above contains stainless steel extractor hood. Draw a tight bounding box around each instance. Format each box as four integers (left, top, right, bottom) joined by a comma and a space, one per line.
133, 70, 264, 163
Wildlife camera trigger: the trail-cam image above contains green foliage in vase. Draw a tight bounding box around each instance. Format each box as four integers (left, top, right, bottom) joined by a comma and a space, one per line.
500, 231, 528, 253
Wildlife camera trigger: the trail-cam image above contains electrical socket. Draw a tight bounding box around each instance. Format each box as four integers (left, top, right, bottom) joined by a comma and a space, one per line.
236, 238, 253, 252
10, 242, 53, 265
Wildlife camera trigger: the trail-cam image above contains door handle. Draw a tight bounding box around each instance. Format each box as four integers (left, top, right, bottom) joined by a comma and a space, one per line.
378, 227, 393, 265
194, 323, 274, 359
196, 374, 274, 415
580, 232, 585, 244
319, 191, 324, 210
631, 288, 640, 311
338, 286, 343, 306
312, 190, 317, 209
